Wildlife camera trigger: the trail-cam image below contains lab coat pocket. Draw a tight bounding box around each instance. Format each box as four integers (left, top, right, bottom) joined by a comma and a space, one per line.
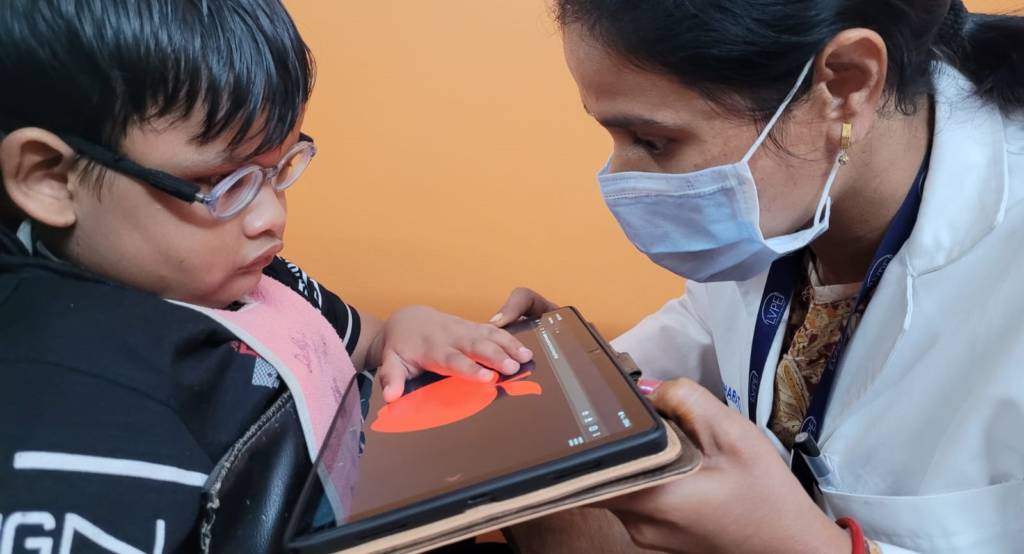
820, 479, 1024, 553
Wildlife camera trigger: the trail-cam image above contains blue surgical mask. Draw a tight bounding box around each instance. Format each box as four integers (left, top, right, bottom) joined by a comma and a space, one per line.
598, 60, 843, 283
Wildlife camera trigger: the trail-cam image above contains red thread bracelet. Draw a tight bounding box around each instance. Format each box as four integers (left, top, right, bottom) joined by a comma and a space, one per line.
837, 517, 866, 554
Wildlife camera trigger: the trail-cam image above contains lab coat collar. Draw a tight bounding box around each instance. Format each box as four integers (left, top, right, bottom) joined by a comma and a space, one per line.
904, 64, 1009, 274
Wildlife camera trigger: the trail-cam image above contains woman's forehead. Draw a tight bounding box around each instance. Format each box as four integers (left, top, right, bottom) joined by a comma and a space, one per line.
564, 29, 714, 130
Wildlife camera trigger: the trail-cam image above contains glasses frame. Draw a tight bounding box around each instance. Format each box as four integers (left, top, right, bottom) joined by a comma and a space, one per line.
194, 138, 316, 219
54, 132, 316, 220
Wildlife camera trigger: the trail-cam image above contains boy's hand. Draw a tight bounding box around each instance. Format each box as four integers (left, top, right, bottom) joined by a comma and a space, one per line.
370, 306, 534, 402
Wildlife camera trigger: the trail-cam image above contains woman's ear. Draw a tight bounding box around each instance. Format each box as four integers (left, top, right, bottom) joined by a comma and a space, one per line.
0, 128, 79, 228
810, 28, 889, 147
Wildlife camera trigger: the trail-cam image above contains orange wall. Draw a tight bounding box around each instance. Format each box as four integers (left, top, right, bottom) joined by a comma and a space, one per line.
283, 0, 1019, 338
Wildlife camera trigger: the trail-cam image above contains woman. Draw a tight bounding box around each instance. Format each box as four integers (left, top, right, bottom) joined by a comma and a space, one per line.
493, 0, 1024, 552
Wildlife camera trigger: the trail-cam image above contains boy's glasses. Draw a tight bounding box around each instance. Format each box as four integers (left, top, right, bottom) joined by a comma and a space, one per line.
56, 132, 316, 220
193, 137, 316, 219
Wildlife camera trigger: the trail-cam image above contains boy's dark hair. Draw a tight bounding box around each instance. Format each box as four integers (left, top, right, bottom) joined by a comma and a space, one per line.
0, 0, 314, 157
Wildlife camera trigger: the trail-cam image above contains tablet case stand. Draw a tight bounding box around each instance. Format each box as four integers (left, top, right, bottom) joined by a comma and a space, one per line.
339, 420, 700, 554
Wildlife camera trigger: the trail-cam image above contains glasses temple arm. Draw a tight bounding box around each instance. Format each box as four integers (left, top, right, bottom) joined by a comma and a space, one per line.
60, 134, 203, 203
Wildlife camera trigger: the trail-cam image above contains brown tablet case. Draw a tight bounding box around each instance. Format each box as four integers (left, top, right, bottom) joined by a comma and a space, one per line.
339, 420, 700, 554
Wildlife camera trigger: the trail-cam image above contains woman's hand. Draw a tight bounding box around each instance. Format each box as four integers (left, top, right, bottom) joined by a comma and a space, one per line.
369, 306, 534, 402
489, 287, 560, 327
604, 379, 851, 554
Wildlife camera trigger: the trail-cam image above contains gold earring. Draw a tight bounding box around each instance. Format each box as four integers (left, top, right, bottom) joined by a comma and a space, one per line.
839, 122, 852, 165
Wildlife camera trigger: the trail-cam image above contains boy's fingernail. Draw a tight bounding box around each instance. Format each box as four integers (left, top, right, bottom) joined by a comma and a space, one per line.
501, 358, 520, 374
517, 347, 533, 359
637, 378, 663, 395
477, 369, 497, 382
488, 313, 503, 324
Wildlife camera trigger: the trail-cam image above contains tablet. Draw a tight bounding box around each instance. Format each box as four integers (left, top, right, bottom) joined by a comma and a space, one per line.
285, 307, 666, 553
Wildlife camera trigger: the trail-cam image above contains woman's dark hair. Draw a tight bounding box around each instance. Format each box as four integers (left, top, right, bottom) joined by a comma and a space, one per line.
555, 0, 1024, 121
0, 0, 314, 155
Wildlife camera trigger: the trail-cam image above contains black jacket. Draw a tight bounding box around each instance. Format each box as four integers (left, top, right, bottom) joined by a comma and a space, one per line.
0, 225, 362, 553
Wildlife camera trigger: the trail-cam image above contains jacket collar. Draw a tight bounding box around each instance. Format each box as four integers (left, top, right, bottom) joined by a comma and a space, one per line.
14, 220, 62, 261
904, 64, 1009, 274
0, 221, 105, 285
0, 222, 28, 257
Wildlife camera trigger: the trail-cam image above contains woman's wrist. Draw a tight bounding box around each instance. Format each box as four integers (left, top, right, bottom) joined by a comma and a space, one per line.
837, 517, 865, 554
837, 517, 882, 554
784, 512, 853, 554
824, 521, 856, 554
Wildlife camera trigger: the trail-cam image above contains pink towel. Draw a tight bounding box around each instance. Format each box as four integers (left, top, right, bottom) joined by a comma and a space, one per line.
171, 276, 359, 461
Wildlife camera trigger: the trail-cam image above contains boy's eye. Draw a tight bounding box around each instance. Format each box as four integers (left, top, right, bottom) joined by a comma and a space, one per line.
194, 173, 232, 188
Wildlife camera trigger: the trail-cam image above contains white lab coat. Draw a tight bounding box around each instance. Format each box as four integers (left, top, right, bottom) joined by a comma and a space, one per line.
613, 64, 1024, 554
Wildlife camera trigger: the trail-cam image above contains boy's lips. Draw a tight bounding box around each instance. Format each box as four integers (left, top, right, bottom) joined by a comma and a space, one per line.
240, 243, 283, 272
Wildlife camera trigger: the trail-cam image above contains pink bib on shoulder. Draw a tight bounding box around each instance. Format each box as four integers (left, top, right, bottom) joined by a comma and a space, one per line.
171, 276, 359, 461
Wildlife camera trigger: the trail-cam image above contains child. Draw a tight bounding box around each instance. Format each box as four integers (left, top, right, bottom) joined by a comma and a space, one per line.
0, 1, 531, 551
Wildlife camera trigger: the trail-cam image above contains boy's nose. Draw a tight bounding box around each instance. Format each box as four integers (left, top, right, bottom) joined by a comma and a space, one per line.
242, 183, 287, 239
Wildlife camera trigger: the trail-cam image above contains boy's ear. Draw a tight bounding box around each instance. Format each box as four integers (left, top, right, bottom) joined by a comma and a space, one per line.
0, 128, 80, 228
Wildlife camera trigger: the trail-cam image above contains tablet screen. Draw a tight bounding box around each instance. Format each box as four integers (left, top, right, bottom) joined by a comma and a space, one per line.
291, 308, 657, 539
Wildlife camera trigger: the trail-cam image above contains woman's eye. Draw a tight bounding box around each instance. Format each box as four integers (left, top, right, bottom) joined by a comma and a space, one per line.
633, 136, 664, 155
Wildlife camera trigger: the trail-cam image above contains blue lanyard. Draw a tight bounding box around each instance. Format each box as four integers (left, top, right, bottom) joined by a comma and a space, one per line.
747, 159, 929, 444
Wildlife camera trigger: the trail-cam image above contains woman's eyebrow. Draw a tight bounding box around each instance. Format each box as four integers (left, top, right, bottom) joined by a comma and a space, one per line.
596, 115, 679, 131
583, 105, 679, 131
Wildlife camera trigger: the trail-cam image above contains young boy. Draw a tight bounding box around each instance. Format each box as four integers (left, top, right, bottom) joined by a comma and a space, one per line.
0, 1, 532, 551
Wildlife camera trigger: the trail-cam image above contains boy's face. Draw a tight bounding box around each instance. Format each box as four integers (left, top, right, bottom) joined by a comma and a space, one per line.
60, 111, 303, 308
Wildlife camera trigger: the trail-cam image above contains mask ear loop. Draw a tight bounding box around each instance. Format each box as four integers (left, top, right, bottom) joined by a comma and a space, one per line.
741, 58, 815, 165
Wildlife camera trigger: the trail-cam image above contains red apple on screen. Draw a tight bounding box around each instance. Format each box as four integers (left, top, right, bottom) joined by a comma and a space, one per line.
371, 371, 542, 433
